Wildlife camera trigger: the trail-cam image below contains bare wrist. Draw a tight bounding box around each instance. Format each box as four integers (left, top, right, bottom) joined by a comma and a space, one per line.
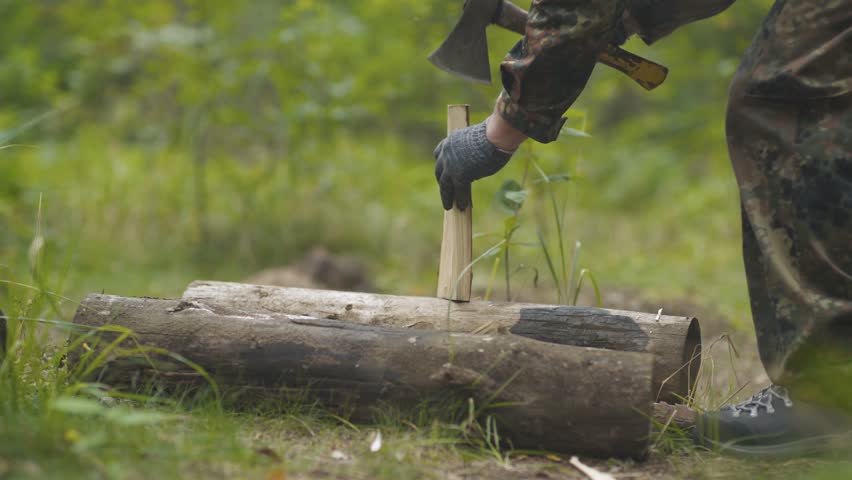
485, 113, 527, 152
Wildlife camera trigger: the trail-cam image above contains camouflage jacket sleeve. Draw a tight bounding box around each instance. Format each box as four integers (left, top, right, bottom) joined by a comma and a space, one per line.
497, 0, 737, 143
497, 0, 627, 143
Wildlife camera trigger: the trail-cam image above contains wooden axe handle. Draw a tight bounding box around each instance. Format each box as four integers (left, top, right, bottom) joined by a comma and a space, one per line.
496, 1, 668, 90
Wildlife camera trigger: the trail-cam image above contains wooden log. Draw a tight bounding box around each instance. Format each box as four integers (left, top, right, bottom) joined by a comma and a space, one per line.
436, 104, 473, 301
182, 281, 702, 403
71, 294, 654, 458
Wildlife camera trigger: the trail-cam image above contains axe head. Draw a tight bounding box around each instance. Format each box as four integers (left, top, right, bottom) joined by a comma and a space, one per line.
428, 0, 502, 84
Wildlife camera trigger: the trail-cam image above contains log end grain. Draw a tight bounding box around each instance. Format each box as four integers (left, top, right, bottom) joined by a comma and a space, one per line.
667, 317, 701, 403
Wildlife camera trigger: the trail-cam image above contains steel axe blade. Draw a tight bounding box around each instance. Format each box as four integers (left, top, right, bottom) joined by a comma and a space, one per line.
427, 0, 502, 85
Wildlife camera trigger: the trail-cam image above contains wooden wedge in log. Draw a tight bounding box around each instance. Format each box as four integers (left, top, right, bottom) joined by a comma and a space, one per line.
436, 104, 473, 301
182, 281, 701, 402
71, 294, 654, 458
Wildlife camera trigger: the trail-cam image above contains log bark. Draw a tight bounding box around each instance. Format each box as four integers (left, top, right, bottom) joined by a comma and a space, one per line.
182, 281, 701, 402
72, 294, 654, 458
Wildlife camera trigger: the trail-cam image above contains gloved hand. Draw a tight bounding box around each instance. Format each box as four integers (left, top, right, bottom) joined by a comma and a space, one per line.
433, 120, 514, 210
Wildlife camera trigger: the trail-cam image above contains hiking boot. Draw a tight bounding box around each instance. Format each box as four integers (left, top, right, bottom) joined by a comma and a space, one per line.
693, 384, 852, 456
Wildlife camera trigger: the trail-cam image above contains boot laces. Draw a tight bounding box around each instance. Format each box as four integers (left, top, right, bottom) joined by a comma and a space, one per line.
730, 385, 794, 418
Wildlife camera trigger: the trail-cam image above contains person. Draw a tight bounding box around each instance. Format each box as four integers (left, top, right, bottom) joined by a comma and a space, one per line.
433, 0, 852, 455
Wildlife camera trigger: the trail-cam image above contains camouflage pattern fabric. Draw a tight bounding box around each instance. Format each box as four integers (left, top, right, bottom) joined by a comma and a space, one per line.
628, 0, 736, 44
497, 0, 627, 143
496, 0, 736, 143
726, 0, 852, 385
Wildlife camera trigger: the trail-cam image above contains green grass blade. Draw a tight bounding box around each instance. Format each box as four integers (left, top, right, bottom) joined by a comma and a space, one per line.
0, 108, 62, 145
536, 231, 561, 303
484, 256, 500, 302
571, 268, 601, 307
567, 241, 581, 305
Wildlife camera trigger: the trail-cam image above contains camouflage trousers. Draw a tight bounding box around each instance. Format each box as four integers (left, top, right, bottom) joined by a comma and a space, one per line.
726, 0, 852, 386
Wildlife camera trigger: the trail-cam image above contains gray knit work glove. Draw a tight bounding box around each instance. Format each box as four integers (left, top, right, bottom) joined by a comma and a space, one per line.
433, 121, 514, 210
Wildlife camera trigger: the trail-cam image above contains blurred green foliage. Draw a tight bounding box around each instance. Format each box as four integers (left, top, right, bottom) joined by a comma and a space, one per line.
1, 0, 772, 326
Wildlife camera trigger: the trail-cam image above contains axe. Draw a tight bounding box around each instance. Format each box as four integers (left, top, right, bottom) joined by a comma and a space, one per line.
429, 0, 668, 91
